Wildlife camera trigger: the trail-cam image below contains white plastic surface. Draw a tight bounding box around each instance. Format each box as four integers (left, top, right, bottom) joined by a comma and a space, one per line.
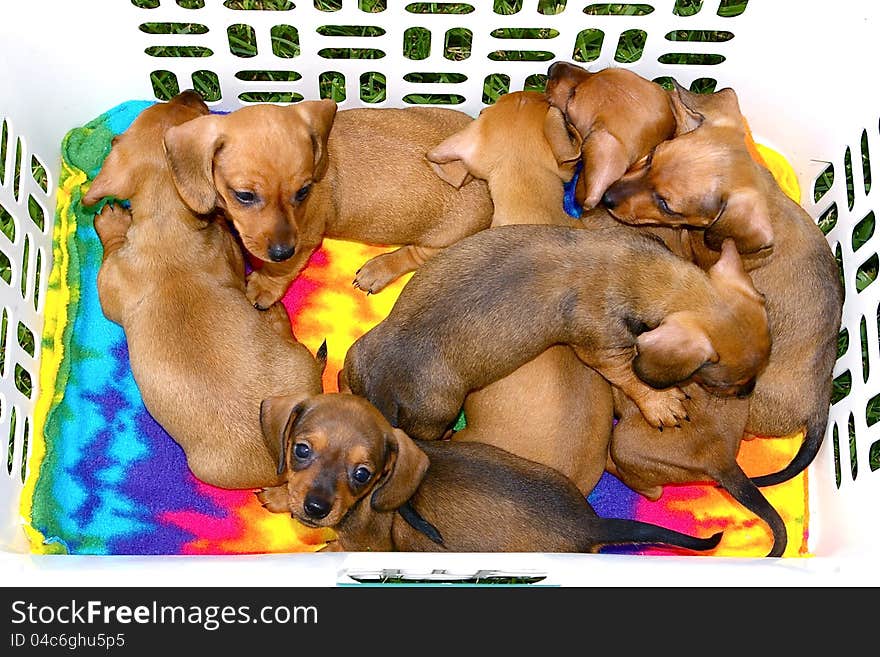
0, 0, 878, 585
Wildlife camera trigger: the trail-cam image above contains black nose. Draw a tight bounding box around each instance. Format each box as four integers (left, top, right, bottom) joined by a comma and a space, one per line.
303, 494, 331, 519
601, 190, 617, 209
267, 243, 295, 262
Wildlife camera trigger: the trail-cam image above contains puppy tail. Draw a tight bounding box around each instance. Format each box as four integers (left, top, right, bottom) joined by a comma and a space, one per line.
750, 409, 829, 488
316, 339, 328, 374
592, 518, 722, 554
716, 465, 787, 557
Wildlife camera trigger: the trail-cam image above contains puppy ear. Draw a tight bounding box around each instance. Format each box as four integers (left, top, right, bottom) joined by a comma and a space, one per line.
706, 187, 774, 254
371, 428, 429, 512
260, 395, 309, 475
295, 99, 337, 181
668, 80, 705, 137
163, 114, 225, 215
82, 147, 132, 207
579, 128, 629, 210
426, 129, 476, 189
544, 106, 583, 176
633, 312, 718, 389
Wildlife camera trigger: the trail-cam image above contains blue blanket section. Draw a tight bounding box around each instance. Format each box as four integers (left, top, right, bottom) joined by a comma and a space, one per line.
563, 160, 584, 219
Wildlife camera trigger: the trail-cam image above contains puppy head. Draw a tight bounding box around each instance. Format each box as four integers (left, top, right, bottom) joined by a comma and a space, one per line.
634, 239, 770, 396
546, 62, 675, 210
426, 91, 582, 189
259, 393, 429, 529
602, 84, 773, 254
82, 90, 210, 207
163, 99, 337, 263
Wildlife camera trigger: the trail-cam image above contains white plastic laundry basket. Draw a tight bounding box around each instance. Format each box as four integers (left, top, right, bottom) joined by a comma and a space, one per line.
1, 0, 877, 586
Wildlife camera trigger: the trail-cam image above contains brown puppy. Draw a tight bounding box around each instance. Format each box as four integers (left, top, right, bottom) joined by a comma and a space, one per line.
602, 82, 844, 486
340, 224, 771, 442
425, 90, 612, 496
163, 104, 494, 309
545, 61, 675, 210
81, 91, 325, 490
257, 393, 723, 554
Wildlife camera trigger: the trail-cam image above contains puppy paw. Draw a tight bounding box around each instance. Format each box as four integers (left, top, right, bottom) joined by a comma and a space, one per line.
256, 486, 289, 514
93, 203, 132, 244
246, 271, 286, 310
352, 254, 400, 295
635, 387, 688, 429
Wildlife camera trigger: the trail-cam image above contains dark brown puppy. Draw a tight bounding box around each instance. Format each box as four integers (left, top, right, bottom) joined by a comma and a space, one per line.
257, 393, 723, 554
81, 92, 325, 489
610, 383, 787, 557
602, 82, 844, 486
545, 61, 675, 211
164, 104, 494, 308
340, 224, 771, 441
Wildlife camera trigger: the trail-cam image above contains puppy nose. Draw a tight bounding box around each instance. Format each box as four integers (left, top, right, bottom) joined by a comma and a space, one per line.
267, 243, 295, 262
736, 378, 757, 399
303, 494, 331, 519
601, 190, 617, 209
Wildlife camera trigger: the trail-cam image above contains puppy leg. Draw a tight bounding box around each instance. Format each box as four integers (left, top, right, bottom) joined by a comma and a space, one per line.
573, 346, 688, 429
93, 203, 132, 261
246, 244, 318, 310
353, 245, 442, 295
93, 205, 134, 324
256, 485, 289, 514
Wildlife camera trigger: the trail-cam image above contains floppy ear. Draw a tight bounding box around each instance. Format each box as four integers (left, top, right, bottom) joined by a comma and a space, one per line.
295, 99, 337, 181
370, 428, 429, 512
426, 128, 476, 188
82, 146, 132, 207
544, 106, 583, 177
579, 128, 629, 210
163, 113, 225, 215
259, 395, 309, 475
668, 80, 705, 137
633, 313, 718, 389
705, 187, 774, 254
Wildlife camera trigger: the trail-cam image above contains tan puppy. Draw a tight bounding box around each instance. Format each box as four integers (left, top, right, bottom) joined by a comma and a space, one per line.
81, 91, 325, 489
601, 82, 844, 486
257, 393, 723, 554
340, 224, 771, 442
163, 104, 494, 309
425, 90, 612, 496
545, 61, 675, 210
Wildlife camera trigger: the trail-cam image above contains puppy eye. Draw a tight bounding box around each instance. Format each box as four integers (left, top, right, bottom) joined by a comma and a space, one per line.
293, 442, 311, 460
352, 466, 372, 484
656, 195, 674, 215
294, 184, 312, 204
233, 190, 257, 205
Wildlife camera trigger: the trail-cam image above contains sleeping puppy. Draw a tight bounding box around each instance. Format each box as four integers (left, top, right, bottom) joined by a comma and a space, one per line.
545, 61, 675, 211
424, 90, 613, 496
340, 224, 771, 442
163, 104, 494, 309
601, 82, 844, 486
81, 91, 325, 490
257, 393, 723, 554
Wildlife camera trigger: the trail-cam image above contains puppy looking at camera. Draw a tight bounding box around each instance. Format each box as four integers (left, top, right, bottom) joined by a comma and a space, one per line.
82, 91, 325, 490
163, 103, 494, 308
257, 393, 723, 554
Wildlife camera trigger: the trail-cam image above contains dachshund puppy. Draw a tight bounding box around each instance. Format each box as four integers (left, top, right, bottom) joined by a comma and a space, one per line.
425, 90, 613, 496
257, 393, 723, 554
81, 91, 325, 489
340, 224, 771, 441
163, 104, 494, 309
545, 61, 675, 211
601, 82, 844, 486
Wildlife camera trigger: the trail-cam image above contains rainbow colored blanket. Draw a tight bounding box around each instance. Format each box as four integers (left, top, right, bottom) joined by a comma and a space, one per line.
21, 101, 809, 557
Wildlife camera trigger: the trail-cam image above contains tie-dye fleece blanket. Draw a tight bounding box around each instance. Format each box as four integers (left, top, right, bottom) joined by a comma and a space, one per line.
21, 100, 809, 557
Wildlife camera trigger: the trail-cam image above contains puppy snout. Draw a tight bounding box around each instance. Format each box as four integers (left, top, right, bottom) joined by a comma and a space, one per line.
267, 243, 296, 262
303, 493, 332, 519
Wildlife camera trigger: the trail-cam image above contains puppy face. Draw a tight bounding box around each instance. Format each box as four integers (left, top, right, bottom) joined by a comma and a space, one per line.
426, 91, 582, 189
633, 239, 770, 397
163, 100, 337, 263
545, 61, 674, 210
602, 84, 773, 254
259, 393, 428, 529
82, 90, 210, 206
